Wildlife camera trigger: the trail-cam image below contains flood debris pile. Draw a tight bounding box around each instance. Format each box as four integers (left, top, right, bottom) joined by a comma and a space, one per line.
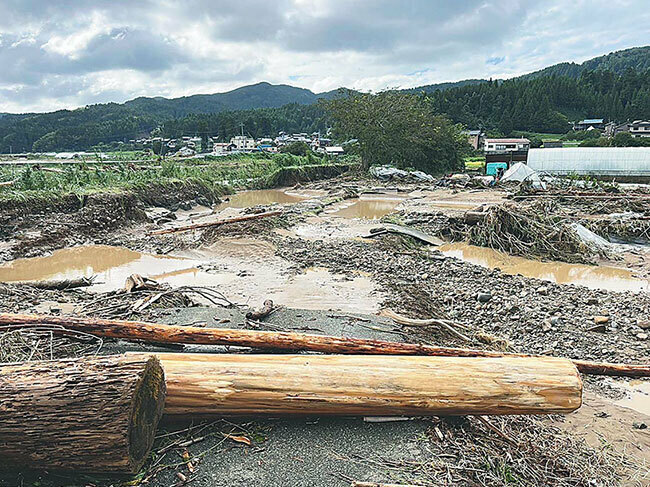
463, 201, 612, 264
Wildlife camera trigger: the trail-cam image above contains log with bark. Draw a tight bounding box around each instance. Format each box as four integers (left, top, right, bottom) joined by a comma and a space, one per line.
150, 353, 582, 417
0, 354, 166, 473
0, 312, 648, 378
149, 210, 283, 235
13, 276, 95, 290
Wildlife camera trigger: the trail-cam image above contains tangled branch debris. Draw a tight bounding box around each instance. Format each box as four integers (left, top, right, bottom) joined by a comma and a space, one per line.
466, 202, 608, 264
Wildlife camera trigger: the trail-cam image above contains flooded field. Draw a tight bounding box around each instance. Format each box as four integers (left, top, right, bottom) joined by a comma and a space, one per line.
325, 194, 406, 219
0, 241, 383, 313
214, 189, 321, 212
439, 242, 650, 292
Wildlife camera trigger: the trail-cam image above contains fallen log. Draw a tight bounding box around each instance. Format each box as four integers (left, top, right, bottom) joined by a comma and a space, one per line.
0, 180, 15, 187
13, 276, 95, 290
149, 353, 582, 417
0, 354, 166, 473
149, 210, 283, 235
1, 313, 647, 378
464, 210, 487, 225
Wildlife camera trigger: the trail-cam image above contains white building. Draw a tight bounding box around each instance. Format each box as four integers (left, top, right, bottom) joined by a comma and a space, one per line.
629, 121, 650, 138
229, 136, 256, 151
484, 138, 530, 153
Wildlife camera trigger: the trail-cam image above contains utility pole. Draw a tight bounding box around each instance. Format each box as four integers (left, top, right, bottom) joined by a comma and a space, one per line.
239, 122, 245, 137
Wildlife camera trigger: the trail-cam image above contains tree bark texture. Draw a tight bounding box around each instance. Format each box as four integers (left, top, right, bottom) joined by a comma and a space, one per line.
0, 354, 166, 473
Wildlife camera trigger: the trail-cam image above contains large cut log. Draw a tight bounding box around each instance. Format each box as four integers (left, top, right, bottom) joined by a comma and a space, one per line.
149, 353, 582, 417
0, 354, 166, 473
0, 312, 648, 378
149, 210, 283, 235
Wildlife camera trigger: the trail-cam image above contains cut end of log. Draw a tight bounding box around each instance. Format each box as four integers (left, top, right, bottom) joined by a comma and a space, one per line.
127, 356, 166, 472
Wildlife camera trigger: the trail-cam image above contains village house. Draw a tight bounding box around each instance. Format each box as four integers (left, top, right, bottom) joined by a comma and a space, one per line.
573, 118, 605, 131
464, 129, 485, 151
629, 120, 650, 138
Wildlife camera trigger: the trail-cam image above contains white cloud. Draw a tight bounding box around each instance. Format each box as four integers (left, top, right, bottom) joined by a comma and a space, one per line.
0, 0, 648, 112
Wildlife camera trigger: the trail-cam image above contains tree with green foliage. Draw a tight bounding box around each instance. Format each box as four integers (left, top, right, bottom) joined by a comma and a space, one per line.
322, 91, 467, 173
279, 141, 310, 156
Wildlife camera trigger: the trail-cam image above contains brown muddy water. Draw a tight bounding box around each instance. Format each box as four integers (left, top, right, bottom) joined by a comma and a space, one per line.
325, 194, 406, 219
0, 241, 382, 313
439, 242, 650, 293
214, 189, 322, 212
615, 381, 650, 417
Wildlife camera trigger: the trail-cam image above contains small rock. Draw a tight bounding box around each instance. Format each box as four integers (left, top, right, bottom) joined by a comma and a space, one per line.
537, 286, 549, 296
550, 316, 562, 326
594, 411, 610, 418
586, 297, 599, 305
477, 292, 492, 303
632, 421, 647, 430
593, 316, 609, 325
587, 323, 607, 333
636, 332, 648, 340
637, 320, 650, 330
541, 320, 552, 332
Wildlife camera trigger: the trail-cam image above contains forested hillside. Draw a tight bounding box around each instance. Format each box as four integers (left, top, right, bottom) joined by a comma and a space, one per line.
521, 46, 650, 80
429, 69, 650, 133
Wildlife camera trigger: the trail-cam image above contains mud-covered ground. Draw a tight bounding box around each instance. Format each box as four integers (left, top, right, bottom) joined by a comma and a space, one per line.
1, 173, 649, 486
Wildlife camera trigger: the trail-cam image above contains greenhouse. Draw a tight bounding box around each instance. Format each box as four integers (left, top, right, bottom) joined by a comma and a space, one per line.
527, 147, 650, 178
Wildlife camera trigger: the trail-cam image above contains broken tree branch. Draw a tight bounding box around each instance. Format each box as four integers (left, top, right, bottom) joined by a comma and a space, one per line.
245, 299, 275, 320
148, 210, 283, 235
381, 308, 471, 342
0, 313, 647, 378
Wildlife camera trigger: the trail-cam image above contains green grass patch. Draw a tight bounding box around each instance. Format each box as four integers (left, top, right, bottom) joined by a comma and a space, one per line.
0, 153, 351, 204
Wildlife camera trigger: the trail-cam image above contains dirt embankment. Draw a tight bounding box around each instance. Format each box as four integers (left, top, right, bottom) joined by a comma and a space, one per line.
0, 181, 222, 261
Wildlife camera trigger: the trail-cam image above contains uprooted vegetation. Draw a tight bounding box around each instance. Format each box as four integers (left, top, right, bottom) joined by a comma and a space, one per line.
458, 201, 609, 264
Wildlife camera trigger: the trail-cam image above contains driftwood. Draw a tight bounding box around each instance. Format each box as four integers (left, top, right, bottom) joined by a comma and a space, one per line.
152, 353, 582, 417
0, 354, 166, 473
13, 276, 95, 290
381, 308, 471, 342
0, 313, 647, 378
464, 210, 487, 225
368, 224, 444, 246
149, 210, 283, 235
245, 299, 275, 320
0, 180, 15, 187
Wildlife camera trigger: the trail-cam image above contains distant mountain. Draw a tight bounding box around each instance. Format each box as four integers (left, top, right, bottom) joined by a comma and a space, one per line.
122, 82, 330, 119
520, 46, 650, 80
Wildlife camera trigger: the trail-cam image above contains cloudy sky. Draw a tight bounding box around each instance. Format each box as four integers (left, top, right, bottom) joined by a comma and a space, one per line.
0, 0, 648, 113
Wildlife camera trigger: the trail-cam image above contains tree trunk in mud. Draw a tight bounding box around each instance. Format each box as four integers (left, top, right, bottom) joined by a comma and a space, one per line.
149, 353, 582, 417
148, 209, 283, 235
1, 312, 648, 378
0, 354, 166, 474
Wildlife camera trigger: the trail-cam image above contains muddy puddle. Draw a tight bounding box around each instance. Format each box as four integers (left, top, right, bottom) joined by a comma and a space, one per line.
615, 381, 650, 417
275, 216, 380, 242
0, 241, 382, 313
439, 242, 650, 292
325, 194, 406, 219
214, 189, 321, 212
